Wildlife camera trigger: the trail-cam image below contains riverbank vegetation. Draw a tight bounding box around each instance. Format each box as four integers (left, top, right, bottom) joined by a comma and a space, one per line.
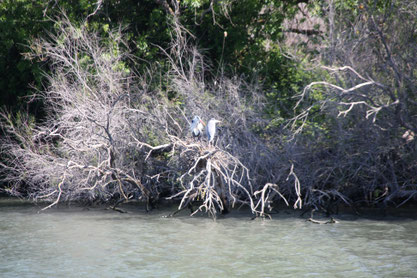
1, 0, 416, 218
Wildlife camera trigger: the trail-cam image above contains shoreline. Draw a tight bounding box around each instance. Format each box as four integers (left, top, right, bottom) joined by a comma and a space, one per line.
1, 196, 416, 220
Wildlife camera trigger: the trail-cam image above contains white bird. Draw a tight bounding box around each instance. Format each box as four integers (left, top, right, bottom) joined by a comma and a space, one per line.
206, 118, 221, 144
190, 116, 205, 137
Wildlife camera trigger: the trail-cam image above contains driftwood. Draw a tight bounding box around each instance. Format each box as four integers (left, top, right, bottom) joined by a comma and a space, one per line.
306, 209, 339, 224
307, 217, 338, 224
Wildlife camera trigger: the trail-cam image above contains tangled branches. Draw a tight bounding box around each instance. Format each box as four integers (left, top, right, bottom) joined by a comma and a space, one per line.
283, 1, 417, 210
0, 15, 297, 218
163, 137, 254, 218
1, 17, 159, 207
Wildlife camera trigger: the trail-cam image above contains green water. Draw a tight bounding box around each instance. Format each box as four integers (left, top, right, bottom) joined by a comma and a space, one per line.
0, 199, 416, 277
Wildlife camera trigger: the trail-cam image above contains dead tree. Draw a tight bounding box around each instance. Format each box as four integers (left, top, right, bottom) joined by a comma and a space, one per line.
0, 14, 291, 218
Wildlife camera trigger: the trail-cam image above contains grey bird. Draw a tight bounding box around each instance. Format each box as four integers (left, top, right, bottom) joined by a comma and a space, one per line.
206, 118, 221, 144
190, 116, 205, 137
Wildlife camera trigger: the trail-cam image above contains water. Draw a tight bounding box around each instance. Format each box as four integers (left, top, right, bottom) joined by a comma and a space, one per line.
1, 198, 416, 278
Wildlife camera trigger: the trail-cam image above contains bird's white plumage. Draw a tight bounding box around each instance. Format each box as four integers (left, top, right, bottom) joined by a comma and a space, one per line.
206, 118, 221, 143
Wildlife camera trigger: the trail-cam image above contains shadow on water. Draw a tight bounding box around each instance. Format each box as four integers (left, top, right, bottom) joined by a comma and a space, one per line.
1, 196, 416, 221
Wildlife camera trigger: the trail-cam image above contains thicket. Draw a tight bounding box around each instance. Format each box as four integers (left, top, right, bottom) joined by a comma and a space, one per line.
288, 0, 417, 209
1, 0, 416, 217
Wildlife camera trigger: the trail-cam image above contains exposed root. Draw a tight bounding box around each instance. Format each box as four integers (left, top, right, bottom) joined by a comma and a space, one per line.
166, 137, 255, 218
254, 183, 289, 218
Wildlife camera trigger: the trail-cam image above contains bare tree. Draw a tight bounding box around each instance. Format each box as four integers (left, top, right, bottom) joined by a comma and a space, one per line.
1, 17, 158, 207
0, 14, 296, 218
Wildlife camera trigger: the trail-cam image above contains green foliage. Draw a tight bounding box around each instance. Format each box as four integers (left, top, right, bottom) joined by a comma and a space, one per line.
0, 0, 307, 117
179, 0, 299, 73
0, 0, 50, 115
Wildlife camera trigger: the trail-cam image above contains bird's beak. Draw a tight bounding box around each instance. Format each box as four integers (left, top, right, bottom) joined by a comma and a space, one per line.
201, 120, 206, 126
